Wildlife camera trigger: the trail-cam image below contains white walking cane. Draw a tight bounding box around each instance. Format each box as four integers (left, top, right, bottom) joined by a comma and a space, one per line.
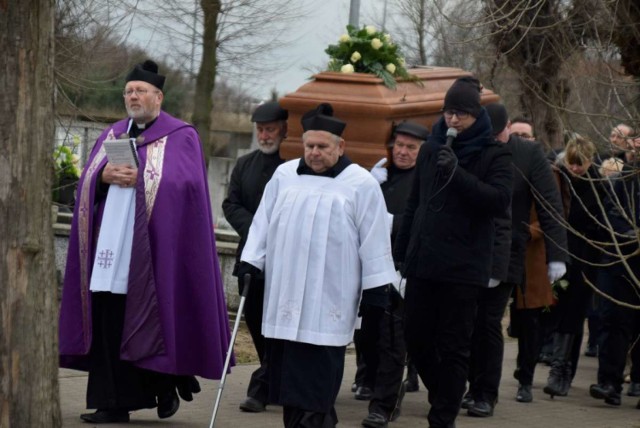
209, 273, 252, 427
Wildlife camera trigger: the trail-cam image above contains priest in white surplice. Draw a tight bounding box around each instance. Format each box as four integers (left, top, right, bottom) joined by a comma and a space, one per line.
240, 103, 397, 428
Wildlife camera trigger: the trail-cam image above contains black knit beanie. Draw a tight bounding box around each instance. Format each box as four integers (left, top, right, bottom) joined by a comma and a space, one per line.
443, 76, 483, 118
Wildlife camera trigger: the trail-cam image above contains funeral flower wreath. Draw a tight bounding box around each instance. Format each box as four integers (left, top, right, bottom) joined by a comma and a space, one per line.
325, 24, 414, 89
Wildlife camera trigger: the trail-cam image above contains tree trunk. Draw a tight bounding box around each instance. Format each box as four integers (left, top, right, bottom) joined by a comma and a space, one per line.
193, 0, 222, 162
0, 1, 61, 427
486, 0, 577, 151
417, 1, 427, 65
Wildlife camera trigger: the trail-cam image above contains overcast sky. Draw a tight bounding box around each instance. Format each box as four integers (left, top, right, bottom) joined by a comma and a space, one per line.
127, 0, 388, 100
254, 0, 388, 99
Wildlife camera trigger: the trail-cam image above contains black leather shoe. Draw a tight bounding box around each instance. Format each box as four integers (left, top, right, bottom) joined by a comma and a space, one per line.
239, 396, 266, 412
460, 392, 474, 410
628, 382, 640, 397
80, 410, 130, 424
157, 389, 180, 419
590, 383, 621, 406
355, 386, 373, 401
467, 400, 494, 417
516, 384, 533, 403
362, 412, 388, 428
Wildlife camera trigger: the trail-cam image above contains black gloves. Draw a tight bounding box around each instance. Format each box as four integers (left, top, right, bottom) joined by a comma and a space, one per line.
237, 262, 262, 295
358, 284, 390, 319
437, 146, 457, 175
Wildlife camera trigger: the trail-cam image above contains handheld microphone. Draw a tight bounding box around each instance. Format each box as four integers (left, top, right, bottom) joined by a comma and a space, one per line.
445, 128, 458, 147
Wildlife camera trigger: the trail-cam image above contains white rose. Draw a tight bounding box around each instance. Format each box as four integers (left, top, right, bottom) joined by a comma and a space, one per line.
398, 57, 406, 66
350, 51, 362, 63
365, 25, 377, 35
339, 34, 351, 43
341, 64, 355, 73
371, 38, 383, 50
386, 63, 396, 74
383, 33, 391, 42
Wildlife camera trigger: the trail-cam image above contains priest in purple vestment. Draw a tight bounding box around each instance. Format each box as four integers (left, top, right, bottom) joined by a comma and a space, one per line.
58, 60, 232, 424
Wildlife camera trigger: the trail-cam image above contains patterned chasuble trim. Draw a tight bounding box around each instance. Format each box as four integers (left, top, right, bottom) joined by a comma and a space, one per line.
143, 136, 166, 220
77, 129, 111, 349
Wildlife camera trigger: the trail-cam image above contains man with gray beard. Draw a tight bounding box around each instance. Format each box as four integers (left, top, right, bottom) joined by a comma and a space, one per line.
222, 101, 288, 413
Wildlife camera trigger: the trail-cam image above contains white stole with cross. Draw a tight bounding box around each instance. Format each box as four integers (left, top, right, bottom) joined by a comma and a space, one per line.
90, 121, 137, 294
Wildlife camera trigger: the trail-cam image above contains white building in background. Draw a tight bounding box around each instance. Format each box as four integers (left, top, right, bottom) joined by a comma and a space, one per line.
55, 116, 106, 168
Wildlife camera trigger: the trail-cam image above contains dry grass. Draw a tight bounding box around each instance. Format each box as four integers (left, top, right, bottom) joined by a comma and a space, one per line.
232, 322, 260, 364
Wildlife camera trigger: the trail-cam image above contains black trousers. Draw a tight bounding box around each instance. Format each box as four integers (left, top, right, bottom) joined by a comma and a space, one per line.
630, 336, 640, 383
468, 282, 513, 403
597, 266, 640, 391
87, 292, 162, 411
512, 307, 543, 386
353, 330, 367, 388
353, 320, 379, 391
358, 292, 406, 419
241, 277, 269, 403
554, 263, 595, 334
404, 278, 479, 428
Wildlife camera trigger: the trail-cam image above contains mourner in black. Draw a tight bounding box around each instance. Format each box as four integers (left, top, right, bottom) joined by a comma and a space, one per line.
541, 136, 605, 399
394, 77, 513, 428
464, 103, 568, 414
221, 101, 288, 413
359, 121, 429, 428
464, 103, 512, 417
590, 135, 640, 407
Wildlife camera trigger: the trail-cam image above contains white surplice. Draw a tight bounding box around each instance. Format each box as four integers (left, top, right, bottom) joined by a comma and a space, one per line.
241, 159, 398, 347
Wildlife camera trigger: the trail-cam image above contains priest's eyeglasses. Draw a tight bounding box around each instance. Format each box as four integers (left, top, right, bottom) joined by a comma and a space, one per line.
123, 88, 158, 97
443, 109, 469, 119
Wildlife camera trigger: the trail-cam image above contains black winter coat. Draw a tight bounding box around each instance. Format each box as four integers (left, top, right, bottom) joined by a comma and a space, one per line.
393, 112, 513, 287
381, 164, 415, 247
507, 137, 567, 285
221, 149, 284, 271
557, 164, 604, 264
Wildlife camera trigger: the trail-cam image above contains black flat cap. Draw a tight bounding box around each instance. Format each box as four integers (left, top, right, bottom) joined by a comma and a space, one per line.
394, 121, 430, 141
251, 101, 289, 123
126, 60, 165, 90
301, 103, 346, 137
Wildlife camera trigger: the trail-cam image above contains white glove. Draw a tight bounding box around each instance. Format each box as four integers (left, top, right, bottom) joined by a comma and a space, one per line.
387, 212, 394, 236
488, 278, 500, 288
370, 157, 388, 184
547, 261, 566, 283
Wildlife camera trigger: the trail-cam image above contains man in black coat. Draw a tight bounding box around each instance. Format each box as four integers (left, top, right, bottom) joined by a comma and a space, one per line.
464, 103, 568, 416
221, 101, 288, 413
394, 77, 513, 428
359, 121, 429, 428
590, 134, 640, 407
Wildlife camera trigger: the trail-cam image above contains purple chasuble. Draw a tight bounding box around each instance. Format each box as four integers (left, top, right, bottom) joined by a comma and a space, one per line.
59, 111, 233, 379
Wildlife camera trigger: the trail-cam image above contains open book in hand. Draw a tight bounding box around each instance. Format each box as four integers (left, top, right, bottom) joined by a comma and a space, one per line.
103, 138, 139, 167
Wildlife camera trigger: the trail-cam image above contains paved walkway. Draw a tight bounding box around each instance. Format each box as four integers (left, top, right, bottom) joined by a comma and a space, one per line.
60, 339, 640, 427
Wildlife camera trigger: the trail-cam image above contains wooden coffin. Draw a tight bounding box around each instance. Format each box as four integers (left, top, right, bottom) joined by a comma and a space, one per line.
278, 66, 500, 168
